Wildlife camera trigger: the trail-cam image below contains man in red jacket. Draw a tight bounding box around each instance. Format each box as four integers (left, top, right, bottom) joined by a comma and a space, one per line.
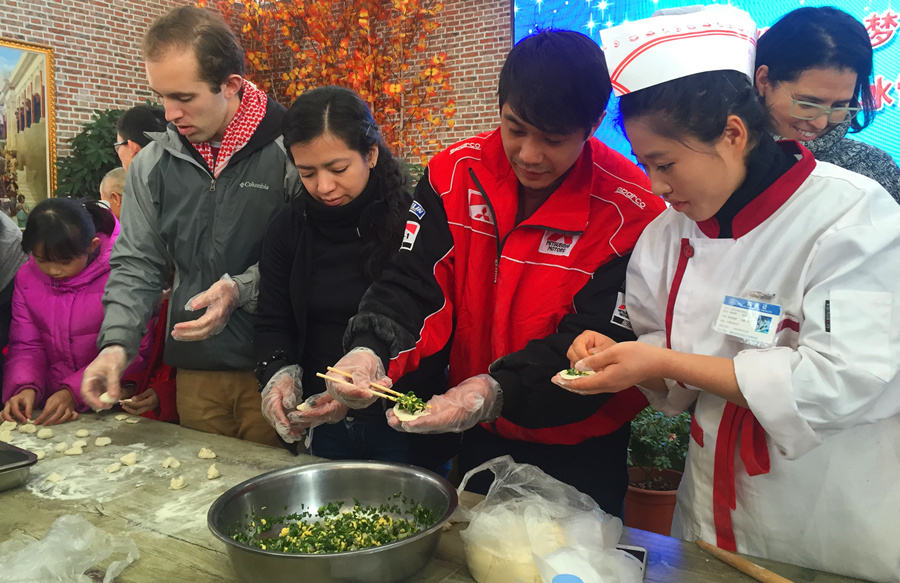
322, 30, 665, 514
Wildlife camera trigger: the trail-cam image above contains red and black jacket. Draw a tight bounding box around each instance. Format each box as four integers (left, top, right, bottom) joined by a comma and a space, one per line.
347, 129, 665, 445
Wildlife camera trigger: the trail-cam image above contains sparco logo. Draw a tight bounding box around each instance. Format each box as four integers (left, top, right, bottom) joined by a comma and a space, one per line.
615, 186, 645, 209
449, 142, 482, 155
240, 181, 270, 190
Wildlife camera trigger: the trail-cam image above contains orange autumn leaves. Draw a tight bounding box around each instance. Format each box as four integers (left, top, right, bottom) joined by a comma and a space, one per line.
196, 0, 456, 164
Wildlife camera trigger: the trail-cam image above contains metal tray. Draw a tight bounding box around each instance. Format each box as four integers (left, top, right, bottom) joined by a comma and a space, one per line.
0, 440, 38, 492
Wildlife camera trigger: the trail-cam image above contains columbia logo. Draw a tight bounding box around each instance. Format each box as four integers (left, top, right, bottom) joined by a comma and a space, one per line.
615, 186, 646, 209
240, 181, 270, 190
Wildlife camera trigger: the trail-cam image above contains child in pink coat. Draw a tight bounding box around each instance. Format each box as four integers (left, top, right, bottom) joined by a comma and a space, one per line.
1, 198, 147, 425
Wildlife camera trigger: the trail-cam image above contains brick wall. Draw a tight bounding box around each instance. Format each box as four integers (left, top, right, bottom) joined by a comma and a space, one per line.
0, 0, 509, 161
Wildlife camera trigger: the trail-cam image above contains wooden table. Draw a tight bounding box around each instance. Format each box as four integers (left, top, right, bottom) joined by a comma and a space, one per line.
0, 414, 867, 582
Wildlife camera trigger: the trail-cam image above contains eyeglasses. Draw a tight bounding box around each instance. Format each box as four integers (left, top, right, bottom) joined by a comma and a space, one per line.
113, 140, 127, 151
789, 99, 861, 124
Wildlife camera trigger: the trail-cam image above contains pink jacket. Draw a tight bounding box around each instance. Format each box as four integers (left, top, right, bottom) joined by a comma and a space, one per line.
2, 225, 148, 411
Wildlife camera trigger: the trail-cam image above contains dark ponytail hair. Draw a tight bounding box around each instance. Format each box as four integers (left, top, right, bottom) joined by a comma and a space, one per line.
619, 70, 769, 147
755, 7, 874, 133
283, 86, 410, 280
21, 198, 115, 260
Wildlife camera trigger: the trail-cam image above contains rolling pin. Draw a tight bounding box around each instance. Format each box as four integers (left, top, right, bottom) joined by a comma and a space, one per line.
695, 539, 795, 583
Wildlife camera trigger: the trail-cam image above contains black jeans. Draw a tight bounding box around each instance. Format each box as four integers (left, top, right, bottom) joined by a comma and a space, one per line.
458, 423, 630, 518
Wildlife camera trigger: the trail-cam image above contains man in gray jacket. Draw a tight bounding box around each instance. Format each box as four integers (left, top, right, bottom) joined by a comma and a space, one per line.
81, 6, 298, 446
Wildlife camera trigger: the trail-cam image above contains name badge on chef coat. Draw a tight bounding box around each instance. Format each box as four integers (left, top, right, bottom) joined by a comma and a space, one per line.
713, 295, 782, 347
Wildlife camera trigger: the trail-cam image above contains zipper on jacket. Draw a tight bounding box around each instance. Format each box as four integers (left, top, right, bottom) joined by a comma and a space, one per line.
209, 178, 216, 191
468, 169, 503, 284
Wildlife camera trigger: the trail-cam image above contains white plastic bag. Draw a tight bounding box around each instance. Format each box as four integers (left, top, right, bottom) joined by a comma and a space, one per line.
0, 514, 139, 583
457, 456, 643, 583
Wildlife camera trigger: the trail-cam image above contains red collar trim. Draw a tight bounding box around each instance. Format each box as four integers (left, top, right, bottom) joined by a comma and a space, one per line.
697, 141, 815, 239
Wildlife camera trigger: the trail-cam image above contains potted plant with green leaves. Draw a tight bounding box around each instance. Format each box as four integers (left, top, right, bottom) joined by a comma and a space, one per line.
625, 406, 690, 535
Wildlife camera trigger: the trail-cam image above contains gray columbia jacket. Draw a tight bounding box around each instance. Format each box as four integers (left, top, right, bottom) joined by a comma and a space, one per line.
99, 98, 300, 370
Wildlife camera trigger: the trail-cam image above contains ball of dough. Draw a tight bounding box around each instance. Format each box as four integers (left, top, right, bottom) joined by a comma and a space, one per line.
75, 429, 90, 437
34, 450, 46, 460
0, 420, 16, 432
63, 446, 83, 455
124, 417, 141, 424
99, 392, 117, 404
206, 464, 221, 480
18, 423, 37, 433
0, 431, 12, 443
114, 414, 129, 421
71, 439, 87, 449
120, 452, 138, 466
197, 447, 217, 459
105, 462, 122, 473
54, 442, 68, 453
36, 428, 54, 439
45, 472, 63, 483
94, 437, 112, 447
169, 476, 187, 490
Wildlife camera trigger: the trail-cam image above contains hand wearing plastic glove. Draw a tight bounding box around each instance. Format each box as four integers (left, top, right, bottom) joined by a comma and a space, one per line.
171, 274, 239, 341
81, 345, 130, 410
324, 347, 391, 409
286, 392, 347, 434
260, 365, 305, 442
386, 374, 502, 434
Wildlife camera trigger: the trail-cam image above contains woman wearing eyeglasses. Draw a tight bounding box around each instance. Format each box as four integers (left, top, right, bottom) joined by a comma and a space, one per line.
755, 6, 900, 203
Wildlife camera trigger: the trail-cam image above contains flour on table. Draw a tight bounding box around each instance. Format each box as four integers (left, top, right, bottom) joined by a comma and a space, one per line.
206, 464, 221, 480
197, 447, 216, 459
75, 429, 90, 437
37, 428, 54, 439
161, 456, 181, 469
169, 476, 186, 490
94, 437, 112, 447
18, 423, 37, 434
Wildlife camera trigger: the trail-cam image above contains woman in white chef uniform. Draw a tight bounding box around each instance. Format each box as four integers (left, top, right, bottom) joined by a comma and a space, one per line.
553, 7, 900, 582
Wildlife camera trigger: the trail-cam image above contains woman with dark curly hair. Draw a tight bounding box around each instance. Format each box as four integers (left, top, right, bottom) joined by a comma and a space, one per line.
254, 86, 452, 468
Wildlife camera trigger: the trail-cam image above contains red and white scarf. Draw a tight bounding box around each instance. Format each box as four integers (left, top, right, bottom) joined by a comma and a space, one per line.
192, 78, 268, 178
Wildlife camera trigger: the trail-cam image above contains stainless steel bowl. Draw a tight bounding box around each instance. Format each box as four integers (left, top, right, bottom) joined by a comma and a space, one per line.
208, 460, 458, 583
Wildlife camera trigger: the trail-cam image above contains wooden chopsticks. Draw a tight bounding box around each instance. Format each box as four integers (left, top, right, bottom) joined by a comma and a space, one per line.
318, 367, 431, 409
695, 540, 795, 583
315, 372, 398, 402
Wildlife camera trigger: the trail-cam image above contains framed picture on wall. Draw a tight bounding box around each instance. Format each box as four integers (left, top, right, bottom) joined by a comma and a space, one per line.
0, 38, 56, 226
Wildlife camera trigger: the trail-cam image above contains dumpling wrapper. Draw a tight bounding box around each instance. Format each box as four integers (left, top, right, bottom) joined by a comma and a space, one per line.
557, 369, 597, 381
393, 403, 430, 422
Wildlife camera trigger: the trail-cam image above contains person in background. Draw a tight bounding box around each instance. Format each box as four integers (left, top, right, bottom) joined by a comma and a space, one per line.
325, 30, 665, 513
14, 195, 28, 229
80, 6, 299, 446
255, 86, 453, 467
1, 199, 150, 425
557, 7, 900, 581
755, 6, 900, 203
99, 167, 126, 218
98, 167, 178, 423
114, 104, 167, 171
0, 212, 27, 391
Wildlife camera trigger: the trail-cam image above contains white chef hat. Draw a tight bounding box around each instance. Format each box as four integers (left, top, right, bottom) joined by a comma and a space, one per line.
600, 5, 757, 97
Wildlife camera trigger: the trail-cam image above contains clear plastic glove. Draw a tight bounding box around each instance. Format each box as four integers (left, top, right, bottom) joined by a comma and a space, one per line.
386, 374, 502, 434
171, 274, 239, 341
81, 345, 129, 410
287, 392, 347, 434
260, 365, 304, 442
325, 347, 391, 409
